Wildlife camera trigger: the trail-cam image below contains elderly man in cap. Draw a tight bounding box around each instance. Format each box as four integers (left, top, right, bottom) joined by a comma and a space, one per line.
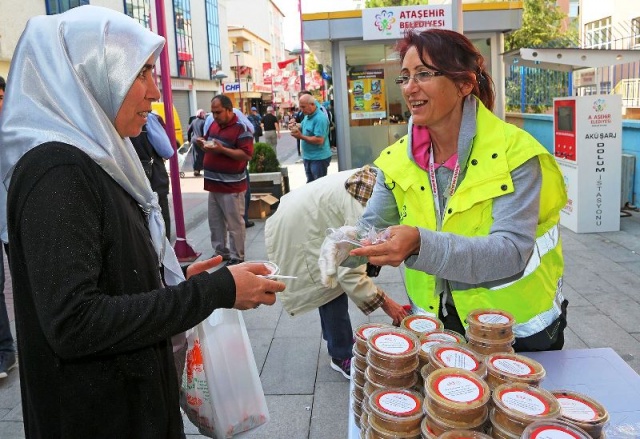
265, 166, 408, 379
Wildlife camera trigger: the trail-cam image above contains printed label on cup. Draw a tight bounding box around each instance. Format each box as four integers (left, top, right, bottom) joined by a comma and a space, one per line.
500, 390, 549, 415
557, 396, 598, 421
477, 313, 510, 324
377, 392, 419, 415
361, 327, 380, 340
437, 348, 478, 370
434, 375, 482, 403
426, 333, 458, 342
373, 333, 411, 354
492, 358, 534, 376
408, 317, 438, 333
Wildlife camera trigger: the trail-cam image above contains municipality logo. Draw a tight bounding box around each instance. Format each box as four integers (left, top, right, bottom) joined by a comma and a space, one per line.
592, 98, 606, 112
375, 10, 396, 34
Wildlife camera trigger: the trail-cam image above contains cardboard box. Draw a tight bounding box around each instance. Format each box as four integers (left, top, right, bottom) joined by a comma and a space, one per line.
248, 193, 279, 219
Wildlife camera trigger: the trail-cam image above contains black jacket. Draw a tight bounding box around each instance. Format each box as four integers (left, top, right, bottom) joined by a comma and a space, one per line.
7, 143, 236, 439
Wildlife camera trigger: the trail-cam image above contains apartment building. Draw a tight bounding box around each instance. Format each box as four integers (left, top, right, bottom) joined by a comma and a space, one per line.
577, 0, 640, 117
0, 0, 289, 139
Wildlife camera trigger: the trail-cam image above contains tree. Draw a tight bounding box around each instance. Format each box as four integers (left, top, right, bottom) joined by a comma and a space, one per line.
365, 0, 423, 7
305, 52, 318, 74
505, 0, 578, 51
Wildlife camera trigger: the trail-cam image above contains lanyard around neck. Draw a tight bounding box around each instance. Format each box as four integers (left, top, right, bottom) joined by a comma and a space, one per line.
427, 144, 461, 228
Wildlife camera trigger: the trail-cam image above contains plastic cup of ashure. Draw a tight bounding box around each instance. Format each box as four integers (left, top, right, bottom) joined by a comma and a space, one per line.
552, 389, 610, 439
400, 314, 444, 336
491, 382, 561, 436
424, 342, 487, 379
485, 353, 546, 390
466, 309, 515, 341
250, 260, 279, 278
354, 322, 391, 356
521, 419, 592, 439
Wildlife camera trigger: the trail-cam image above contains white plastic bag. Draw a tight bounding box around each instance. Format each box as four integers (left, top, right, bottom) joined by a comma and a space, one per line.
180, 309, 269, 438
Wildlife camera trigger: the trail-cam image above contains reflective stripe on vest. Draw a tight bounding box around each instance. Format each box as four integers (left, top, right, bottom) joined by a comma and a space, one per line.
490, 225, 559, 291
513, 287, 565, 338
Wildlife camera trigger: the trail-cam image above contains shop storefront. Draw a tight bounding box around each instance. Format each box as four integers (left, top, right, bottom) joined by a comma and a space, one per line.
302, 2, 524, 169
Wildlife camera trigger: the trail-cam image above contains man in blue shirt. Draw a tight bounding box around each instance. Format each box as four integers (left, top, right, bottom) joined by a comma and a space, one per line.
291, 94, 332, 183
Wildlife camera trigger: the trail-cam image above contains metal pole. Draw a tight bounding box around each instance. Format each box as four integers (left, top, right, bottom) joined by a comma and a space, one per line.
299, 0, 305, 91
235, 53, 243, 112
154, 0, 200, 262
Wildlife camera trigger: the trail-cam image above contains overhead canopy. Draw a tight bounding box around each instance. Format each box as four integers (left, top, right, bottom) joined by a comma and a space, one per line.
504, 48, 640, 72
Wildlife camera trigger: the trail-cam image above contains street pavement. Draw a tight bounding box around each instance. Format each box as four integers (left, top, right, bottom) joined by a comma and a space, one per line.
2, 130, 640, 438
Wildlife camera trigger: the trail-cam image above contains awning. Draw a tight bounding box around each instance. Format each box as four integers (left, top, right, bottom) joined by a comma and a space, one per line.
503, 48, 640, 72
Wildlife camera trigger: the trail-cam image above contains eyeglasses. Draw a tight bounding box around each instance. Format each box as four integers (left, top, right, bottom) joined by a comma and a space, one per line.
394, 70, 443, 86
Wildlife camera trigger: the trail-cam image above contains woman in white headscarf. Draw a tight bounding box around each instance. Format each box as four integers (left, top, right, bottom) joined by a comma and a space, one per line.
0, 6, 283, 438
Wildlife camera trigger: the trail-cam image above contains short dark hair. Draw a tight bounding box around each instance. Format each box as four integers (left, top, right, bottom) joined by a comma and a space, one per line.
0, 76, 5, 92
212, 94, 233, 111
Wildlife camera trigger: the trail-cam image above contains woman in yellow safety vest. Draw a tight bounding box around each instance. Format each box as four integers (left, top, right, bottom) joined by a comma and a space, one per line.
350, 29, 569, 352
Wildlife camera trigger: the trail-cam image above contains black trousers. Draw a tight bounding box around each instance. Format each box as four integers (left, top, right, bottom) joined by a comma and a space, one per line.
438, 298, 569, 352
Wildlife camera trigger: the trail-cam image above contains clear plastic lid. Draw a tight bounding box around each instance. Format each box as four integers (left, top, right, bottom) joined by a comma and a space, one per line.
367, 327, 420, 370
522, 419, 592, 439
420, 416, 438, 439
552, 390, 610, 437
400, 315, 444, 335
466, 309, 515, 340
356, 323, 391, 343
425, 343, 487, 378
424, 367, 490, 415
368, 388, 424, 434
422, 329, 467, 344
466, 328, 515, 346
492, 382, 561, 425
438, 430, 494, 439
485, 353, 545, 388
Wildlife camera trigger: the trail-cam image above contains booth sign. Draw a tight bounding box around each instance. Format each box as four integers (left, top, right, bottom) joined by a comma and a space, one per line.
362, 5, 453, 40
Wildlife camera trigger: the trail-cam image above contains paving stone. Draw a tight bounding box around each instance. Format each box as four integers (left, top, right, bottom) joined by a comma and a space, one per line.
261, 336, 321, 395
309, 381, 351, 439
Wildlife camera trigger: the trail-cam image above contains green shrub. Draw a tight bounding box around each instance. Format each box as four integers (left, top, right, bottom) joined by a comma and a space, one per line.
249, 142, 280, 173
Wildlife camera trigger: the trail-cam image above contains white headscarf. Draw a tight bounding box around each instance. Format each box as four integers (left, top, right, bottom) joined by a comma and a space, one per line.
0, 5, 184, 285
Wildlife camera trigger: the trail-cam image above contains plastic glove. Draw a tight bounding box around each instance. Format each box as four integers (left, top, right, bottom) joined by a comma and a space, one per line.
318, 226, 359, 288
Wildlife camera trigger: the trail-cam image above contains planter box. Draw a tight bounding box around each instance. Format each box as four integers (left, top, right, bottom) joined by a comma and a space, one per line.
248, 167, 289, 210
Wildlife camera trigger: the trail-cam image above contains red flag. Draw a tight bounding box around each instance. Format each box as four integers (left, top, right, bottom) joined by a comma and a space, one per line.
277, 58, 297, 69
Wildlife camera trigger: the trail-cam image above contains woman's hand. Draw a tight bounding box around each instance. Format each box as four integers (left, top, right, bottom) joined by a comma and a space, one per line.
227, 262, 286, 310
186, 256, 223, 279
350, 225, 420, 267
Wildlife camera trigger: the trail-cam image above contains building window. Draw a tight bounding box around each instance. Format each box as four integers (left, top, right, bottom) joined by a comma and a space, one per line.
584, 17, 612, 49
173, 0, 194, 78
124, 0, 151, 29
633, 18, 640, 48
205, 0, 222, 80
45, 0, 89, 14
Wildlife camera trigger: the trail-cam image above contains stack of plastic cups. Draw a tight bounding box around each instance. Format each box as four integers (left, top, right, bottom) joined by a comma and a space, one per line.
364, 327, 421, 438
367, 388, 423, 439
552, 390, 610, 438
484, 353, 546, 391
417, 330, 466, 391
490, 382, 561, 438
465, 309, 516, 357
521, 420, 592, 439
422, 367, 490, 436
353, 323, 391, 431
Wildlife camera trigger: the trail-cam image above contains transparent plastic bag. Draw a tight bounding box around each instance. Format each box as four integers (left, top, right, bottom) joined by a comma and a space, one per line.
180, 309, 269, 438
